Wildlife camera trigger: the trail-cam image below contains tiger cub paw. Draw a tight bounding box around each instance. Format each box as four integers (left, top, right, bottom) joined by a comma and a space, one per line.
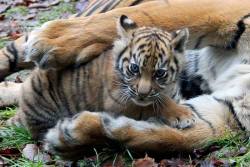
164, 108, 196, 129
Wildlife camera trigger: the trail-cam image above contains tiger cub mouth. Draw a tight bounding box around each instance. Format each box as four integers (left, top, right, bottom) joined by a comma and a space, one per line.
131, 97, 154, 107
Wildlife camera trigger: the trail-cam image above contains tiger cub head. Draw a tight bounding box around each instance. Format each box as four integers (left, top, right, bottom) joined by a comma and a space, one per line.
113, 15, 189, 107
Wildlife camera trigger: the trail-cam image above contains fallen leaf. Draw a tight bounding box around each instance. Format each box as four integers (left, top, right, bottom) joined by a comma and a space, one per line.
0, 157, 7, 166
75, 0, 89, 14
34, 152, 52, 164
132, 154, 158, 167
238, 147, 247, 156
23, 13, 36, 20
9, 31, 22, 40
15, 76, 23, 83
159, 158, 186, 167
0, 148, 20, 157
0, 14, 5, 20
22, 144, 38, 161
0, 4, 10, 14
28, 0, 60, 9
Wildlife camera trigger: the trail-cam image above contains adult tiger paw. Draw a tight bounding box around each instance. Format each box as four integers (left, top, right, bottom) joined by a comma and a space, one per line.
43, 111, 107, 159
24, 20, 76, 69
24, 17, 111, 70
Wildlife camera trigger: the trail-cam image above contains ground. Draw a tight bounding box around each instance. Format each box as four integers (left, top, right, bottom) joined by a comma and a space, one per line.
1, 0, 250, 166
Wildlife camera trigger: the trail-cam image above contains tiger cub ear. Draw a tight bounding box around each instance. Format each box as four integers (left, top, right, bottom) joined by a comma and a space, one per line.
117, 15, 138, 38
171, 28, 189, 53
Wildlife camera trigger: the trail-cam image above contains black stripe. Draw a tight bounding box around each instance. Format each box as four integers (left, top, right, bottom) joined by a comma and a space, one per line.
85, 0, 107, 16
22, 98, 47, 122
226, 14, 249, 49
100, 0, 121, 13
115, 46, 128, 70
82, 0, 101, 16
194, 34, 206, 49
213, 97, 245, 131
6, 42, 18, 72
31, 77, 50, 105
184, 103, 216, 134
107, 88, 123, 105
75, 67, 81, 111
25, 34, 29, 42
158, 53, 163, 63
56, 73, 71, 116
47, 73, 61, 112
29, 79, 57, 119
130, 0, 145, 6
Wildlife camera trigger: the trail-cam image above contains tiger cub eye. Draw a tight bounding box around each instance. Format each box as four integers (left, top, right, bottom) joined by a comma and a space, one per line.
130, 63, 140, 74
155, 69, 167, 78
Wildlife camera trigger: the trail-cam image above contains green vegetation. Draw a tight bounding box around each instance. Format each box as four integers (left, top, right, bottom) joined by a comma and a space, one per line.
0, 126, 34, 150
0, 38, 10, 49
0, 107, 17, 120
2, 157, 43, 167
204, 131, 250, 167
5, 6, 29, 18
37, 3, 76, 25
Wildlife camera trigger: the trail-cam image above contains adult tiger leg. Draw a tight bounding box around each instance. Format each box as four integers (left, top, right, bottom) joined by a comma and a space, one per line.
102, 95, 236, 153
44, 95, 234, 160
25, 0, 250, 69
0, 0, 152, 80
44, 111, 111, 160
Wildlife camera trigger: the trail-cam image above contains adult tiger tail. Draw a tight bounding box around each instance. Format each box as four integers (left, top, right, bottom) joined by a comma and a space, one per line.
0, 0, 153, 81
43, 88, 247, 159
0, 35, 33, 81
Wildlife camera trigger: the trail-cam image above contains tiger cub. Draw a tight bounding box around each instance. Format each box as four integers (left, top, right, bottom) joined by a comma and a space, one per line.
10, 15, 194, 139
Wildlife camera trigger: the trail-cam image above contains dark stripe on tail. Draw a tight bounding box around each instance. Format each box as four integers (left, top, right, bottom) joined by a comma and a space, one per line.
6, 42, 18, 72
226, 14, 250, 49
130, 0, 145, 6
100, 0, 121, 13
213, 97, 245, 131
184, 103, 216, 134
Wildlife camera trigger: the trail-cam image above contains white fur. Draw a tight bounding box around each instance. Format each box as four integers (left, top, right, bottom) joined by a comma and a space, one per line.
183, 45, 250, 131
101, 113, 159, 138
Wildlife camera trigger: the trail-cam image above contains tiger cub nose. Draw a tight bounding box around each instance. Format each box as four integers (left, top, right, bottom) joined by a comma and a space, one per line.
137, 88, 152, 99
137, 79, 152, 98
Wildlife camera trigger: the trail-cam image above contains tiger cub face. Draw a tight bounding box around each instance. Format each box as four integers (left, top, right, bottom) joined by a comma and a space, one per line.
113, 15, 189, 106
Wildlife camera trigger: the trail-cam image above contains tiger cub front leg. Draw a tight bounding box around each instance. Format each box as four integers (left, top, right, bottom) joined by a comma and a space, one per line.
160, 97, 196, 129
44, 111, 109, 159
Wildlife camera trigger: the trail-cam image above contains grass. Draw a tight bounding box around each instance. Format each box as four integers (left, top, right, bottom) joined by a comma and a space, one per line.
37, 2, 76, 25
0, 126, 34, 150
0, 38, 11, 49
0, 107, 17, 120
0, 1, 77, 50
2, 157, 43, 167
5, 6, 29, 18
203, 131, 250, 166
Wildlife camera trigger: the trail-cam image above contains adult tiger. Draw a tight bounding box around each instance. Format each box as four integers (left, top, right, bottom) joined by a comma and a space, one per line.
1, 0, 250, 79
0, 0, 154, 80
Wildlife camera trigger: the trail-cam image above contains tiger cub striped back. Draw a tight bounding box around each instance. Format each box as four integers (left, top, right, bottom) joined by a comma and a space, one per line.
9, 15, 193, 139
